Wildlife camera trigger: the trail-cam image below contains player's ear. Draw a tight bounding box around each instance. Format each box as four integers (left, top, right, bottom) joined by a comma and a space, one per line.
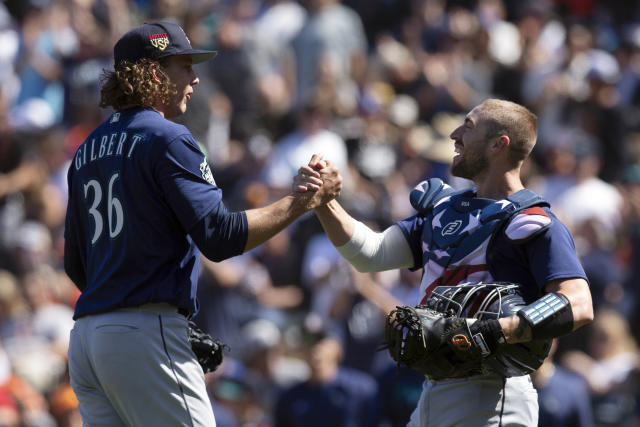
148, 62, 165, 85
491, 135, 510, 154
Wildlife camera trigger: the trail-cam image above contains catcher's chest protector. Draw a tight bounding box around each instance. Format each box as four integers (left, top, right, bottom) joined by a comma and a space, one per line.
418, 187, 549, 302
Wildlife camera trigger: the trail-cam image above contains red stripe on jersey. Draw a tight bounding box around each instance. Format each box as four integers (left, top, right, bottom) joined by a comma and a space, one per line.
420, 264, 489, 304
521, 206, 549, 217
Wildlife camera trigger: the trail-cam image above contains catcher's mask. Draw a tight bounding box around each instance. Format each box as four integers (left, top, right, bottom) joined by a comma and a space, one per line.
424, 282, 521, 319
425, 281, 552, 377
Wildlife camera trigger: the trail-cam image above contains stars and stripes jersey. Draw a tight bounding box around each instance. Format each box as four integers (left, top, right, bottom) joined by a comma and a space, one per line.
64, 106, 244, 319
395, 186, 588, 306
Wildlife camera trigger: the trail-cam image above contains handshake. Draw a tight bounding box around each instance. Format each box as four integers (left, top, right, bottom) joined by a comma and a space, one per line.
291, 153, 343, 210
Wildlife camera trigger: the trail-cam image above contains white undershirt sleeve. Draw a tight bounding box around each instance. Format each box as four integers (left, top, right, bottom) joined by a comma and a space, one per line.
336, 221, 415, 272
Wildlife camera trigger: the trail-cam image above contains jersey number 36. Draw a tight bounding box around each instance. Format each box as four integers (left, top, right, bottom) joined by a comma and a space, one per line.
83, 172, 124, 245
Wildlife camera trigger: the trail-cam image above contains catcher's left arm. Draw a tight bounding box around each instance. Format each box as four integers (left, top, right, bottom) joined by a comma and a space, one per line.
383, 306, 505, 380
500, 278, 593, 343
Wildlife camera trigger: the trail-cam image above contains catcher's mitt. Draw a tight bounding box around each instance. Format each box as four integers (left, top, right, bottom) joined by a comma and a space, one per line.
383, 305, 489, 380
188, 321, 228, 373
383, 282, 551, 380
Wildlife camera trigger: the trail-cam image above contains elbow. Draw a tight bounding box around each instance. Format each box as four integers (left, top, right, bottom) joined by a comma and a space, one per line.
551, 278, 594, 331
348, 259, 378, 273
201, 249, 233, 263
572, 294, 594, 330
352, 263, 371, 273
577, 303, 594, 328
191, 206, 248, 262
197, 233, 246, 262
584, 298, 595, 323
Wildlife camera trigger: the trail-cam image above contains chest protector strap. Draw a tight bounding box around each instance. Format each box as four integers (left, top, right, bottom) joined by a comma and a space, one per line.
416, 183, 551, 269
499, 189, 551, 243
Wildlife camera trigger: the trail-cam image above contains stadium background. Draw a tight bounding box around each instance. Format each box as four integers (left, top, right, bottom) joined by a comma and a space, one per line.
0, 0, 638, 425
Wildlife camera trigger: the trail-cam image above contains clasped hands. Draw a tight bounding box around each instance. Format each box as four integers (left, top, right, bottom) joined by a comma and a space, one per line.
292, 154, 342, 209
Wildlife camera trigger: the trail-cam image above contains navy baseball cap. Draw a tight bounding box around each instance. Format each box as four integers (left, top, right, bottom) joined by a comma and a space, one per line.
114, 21, 217, 66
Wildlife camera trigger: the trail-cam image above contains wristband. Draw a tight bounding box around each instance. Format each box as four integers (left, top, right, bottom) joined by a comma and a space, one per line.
516, 292, 573, 340
470, 319, 506, 356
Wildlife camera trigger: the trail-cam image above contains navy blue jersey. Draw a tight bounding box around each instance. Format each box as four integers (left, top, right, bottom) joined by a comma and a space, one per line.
65, 106, 237, 319
395, 191, 587, 305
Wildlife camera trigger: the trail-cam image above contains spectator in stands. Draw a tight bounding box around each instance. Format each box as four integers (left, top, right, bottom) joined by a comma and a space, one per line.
532, 339, 594, 427
274, 319, 380, 426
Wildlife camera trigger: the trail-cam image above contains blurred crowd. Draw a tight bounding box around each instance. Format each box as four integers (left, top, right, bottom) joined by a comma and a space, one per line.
1, 0, 640, 425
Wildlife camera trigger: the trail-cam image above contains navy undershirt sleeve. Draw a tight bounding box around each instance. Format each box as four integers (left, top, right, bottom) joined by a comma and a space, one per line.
189, 202, 248, 262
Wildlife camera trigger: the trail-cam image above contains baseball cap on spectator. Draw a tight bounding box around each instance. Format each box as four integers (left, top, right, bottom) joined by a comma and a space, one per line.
240, 318, 281, 358
114, 21, 217, 67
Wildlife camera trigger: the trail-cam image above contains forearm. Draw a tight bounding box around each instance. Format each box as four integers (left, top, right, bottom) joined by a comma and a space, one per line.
314, 199, 355, 246
552, 278, 594, 330
316, 200, 413, 272
498, 315, 531, 344
499, 278, 593, 344
0, 162, 41, 198
253, 155, 343, 253
244, 195, 308, 252
352, 270, 402, 314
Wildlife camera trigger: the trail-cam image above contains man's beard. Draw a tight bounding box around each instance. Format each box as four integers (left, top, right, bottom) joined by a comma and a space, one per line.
451, 151, 489, 180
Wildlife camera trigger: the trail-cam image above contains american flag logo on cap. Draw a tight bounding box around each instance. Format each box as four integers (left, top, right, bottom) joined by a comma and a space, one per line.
149, 33, 169, 51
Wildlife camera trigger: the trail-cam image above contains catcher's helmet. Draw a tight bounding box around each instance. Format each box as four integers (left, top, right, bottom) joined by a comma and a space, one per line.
424, 282, 551, 377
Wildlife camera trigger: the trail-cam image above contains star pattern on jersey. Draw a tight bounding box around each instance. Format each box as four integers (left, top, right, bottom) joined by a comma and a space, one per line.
459, 211, 481, 234
496, 199, 512, 209
418, 196, 518, 304
432, 248, 449, 260
432, 210, 445, 229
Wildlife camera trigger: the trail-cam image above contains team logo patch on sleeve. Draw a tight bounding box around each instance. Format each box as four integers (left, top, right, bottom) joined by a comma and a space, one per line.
200, 161, 216, 186
505, 207, 551, 241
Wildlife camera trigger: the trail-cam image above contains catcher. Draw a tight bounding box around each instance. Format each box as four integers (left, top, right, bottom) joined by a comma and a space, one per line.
296, 99, 593, 426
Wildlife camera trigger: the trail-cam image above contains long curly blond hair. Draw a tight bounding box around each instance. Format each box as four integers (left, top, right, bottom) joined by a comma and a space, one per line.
99, 59, 176, 110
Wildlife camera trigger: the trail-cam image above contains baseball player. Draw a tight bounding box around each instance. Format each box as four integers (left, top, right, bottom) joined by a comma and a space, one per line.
296, 99, 593, 426
63, 22, 341, 426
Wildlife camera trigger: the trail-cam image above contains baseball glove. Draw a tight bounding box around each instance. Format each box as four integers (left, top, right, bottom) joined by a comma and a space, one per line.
383, 305, 503, 380
188, 321, 228, 373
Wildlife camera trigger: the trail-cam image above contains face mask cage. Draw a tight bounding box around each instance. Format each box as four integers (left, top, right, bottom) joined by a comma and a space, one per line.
423, 282, 522, 319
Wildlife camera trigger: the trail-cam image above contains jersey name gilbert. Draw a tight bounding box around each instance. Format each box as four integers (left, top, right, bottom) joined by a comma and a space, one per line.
74, 131, 143, 171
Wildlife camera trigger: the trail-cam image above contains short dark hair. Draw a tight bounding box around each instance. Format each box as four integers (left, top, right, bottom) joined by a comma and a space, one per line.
478, 99, 538, 164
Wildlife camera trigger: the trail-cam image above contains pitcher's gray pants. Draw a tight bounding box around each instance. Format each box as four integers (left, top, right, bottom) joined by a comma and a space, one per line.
68, 303, 216, 427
